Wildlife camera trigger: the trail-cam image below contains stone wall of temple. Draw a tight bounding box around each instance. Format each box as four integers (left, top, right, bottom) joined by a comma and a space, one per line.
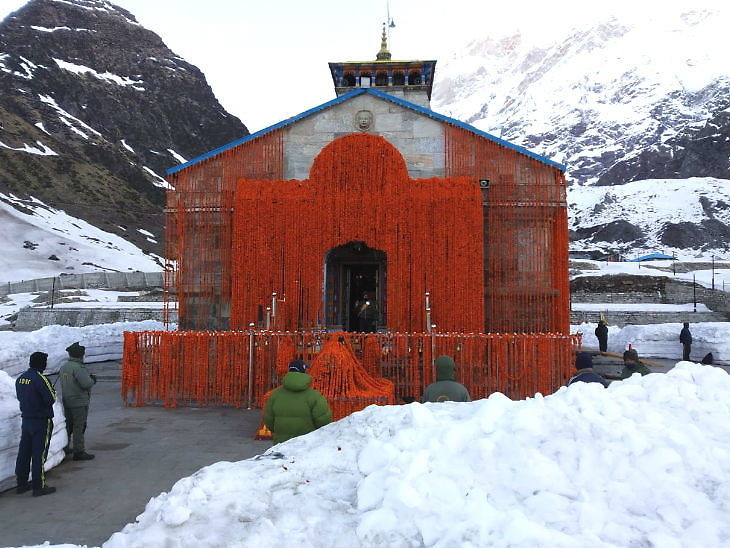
283, 94, 444, 180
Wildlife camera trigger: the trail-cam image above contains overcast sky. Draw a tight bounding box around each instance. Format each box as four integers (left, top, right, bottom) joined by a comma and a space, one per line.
1, 0, 727, 132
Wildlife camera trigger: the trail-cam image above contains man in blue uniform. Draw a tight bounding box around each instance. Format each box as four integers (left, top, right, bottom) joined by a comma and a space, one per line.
15, 351, 57, 497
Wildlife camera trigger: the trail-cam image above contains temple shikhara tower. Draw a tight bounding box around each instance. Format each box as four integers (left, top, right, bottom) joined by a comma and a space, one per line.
123, 30, 578, 413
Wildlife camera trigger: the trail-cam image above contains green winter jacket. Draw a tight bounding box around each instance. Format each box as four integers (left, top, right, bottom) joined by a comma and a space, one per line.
59, 357, 96, 407
422, 356, 471, 403
620, 361, 652, 379
263, 372, 332, 444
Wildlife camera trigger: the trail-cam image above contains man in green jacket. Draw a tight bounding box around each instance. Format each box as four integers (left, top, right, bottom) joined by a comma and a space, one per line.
263, 360, 332, 445
422, 355, 471, 403
59, 342, 96, 460
620, 348, 651, 379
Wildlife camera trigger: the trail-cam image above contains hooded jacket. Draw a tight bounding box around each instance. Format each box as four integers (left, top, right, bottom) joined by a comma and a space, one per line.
422, 356, 471, 403
59, 357, 96, 407
263, 371, 332, 444
619, 361, 651, 379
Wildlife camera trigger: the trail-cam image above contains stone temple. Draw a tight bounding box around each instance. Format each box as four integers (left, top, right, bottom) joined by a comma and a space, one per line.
122, 30, 576, 409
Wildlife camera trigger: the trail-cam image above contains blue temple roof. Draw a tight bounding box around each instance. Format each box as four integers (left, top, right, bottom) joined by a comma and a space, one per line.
167, 88, 566, 176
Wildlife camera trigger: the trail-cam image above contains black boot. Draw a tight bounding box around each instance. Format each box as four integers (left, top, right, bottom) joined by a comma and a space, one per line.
16, 483, 31, 494
73, 451, 95, 461
32, 486, 56, 497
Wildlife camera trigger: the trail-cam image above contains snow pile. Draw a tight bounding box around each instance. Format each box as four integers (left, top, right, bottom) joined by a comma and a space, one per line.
94, 363, 730, 547
572, 321, 730, 362
0, 370, 67, 492
0, 320, 168, 377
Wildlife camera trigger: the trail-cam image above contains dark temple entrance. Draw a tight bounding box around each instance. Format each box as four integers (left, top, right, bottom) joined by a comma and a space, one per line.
324, 242, 386, 331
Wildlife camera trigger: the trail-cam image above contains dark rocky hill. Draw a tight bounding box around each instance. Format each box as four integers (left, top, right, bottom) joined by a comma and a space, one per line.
0, 0, 248, 255
597, 106, 730, 187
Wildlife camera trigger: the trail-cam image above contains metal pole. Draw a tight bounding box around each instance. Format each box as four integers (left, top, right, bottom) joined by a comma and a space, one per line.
712, 256, 715, 290
693, 274, 697, 313
425, 291, 431, 333
247, 328, 255, 409
271, 292, 277, 328
50, 277, 55, 309
265, 307, 271, 330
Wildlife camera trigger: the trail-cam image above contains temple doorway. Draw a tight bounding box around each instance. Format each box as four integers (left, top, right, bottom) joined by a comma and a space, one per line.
324, 242, 386, 331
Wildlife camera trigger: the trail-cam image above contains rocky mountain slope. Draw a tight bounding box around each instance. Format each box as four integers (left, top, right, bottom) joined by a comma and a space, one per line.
0, 0, 248, 263
432, 7, 730, 255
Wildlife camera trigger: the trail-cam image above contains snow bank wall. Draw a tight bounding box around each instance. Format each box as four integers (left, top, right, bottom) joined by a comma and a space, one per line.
0, 320, 170, 378
0, 370, 67, 492
572, 321, 730, 361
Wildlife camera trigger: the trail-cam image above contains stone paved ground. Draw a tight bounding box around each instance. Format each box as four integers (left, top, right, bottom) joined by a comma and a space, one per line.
0, 361, 270, 548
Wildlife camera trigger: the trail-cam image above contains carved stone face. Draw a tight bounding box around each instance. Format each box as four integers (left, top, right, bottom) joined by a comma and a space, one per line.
355, 110, 373, 131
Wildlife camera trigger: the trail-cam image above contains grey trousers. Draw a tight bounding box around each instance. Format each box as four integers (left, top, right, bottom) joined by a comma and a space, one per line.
64, 405, 89, 453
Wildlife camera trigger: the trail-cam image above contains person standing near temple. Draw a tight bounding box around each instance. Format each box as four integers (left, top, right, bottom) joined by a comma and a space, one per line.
354, 291, 378, 333
680, 322, 692, 361
59, 342, 96, 461
15, 351, 57, 497
594, 318, 609, 353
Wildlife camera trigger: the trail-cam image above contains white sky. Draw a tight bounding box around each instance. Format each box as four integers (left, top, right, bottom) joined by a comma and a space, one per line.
0, 0, 727, 131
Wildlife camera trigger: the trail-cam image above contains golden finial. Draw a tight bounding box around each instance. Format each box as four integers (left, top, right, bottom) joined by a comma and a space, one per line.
376, 22, 391, 61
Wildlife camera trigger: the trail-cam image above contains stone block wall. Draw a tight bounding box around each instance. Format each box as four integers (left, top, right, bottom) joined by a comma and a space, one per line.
283, 94, 445, 180
14, 307, 177, 331
1, 271, 163, 297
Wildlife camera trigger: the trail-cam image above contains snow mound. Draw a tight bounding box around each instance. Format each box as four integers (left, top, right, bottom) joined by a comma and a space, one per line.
0, 320, 168, 377
572, 321, 730, 362
101, 363, 730, 548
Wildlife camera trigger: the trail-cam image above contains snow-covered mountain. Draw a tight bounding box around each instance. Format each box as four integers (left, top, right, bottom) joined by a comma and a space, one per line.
433, 8, 729, 186
432, 7, 730, 255
569, 177, 730, 258
0, 0, 248, 280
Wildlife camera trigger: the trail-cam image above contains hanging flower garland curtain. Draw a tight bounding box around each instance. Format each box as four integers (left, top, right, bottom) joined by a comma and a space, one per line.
122, 330, 581, 408
230, 133, 484, 333
444, 124, 570, 334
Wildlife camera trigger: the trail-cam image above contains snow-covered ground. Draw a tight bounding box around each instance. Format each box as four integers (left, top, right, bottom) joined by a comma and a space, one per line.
573, 303, 710, 312
572, 322, 729, 363
0, 193, 162, 284
0, 320, 169, 493
16, 362, 730, 548
1, 288, 170, 327
0, 320, 169, 378
571, 257, 730, 291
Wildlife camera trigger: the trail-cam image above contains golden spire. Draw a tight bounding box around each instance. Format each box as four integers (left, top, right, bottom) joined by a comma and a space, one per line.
376, 22, 391, 61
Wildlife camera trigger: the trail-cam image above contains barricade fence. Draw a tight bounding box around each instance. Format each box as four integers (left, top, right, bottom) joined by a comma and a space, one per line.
122, 330, 581, 409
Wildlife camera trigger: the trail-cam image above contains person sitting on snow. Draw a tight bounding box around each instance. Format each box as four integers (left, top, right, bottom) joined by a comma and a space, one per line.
422, 355, 471, 403
568, 352, 609, 387
619, 349, 651, 379
263, 360, 332, 445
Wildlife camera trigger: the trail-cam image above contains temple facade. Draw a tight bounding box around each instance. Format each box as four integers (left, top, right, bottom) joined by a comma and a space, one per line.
164, 34, 569, 336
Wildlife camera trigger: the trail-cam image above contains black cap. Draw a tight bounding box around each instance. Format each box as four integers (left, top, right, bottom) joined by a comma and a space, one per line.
574, 352, 593, 370
288, 359, 307, 373
66, 342, 86, 358
623, 349, 639, 361
29, 352, 48, 371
